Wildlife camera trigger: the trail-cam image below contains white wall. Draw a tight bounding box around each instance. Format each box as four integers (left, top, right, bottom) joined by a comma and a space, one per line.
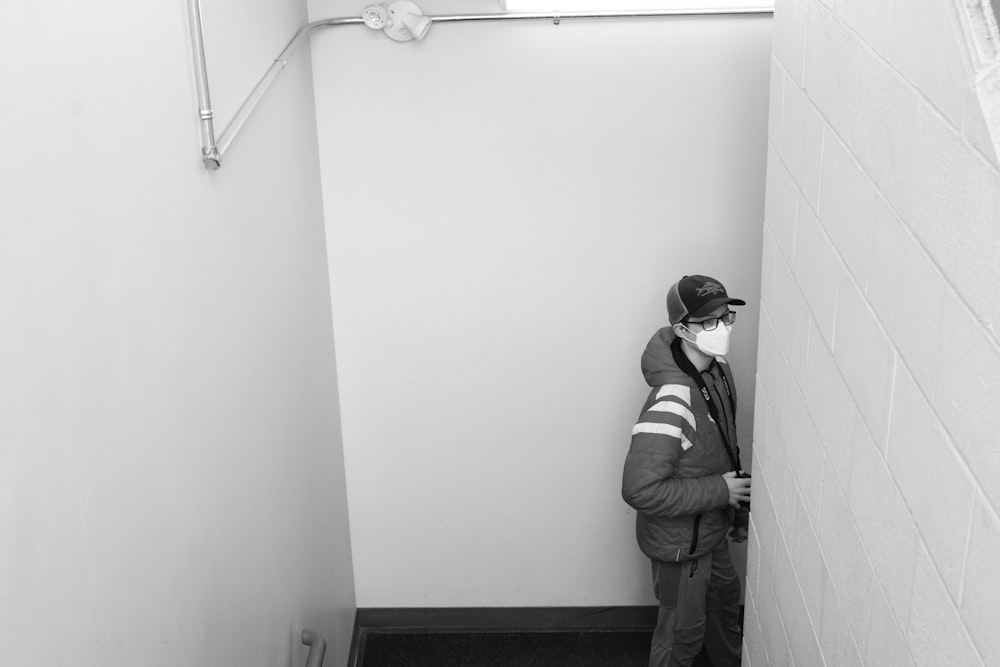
745, 0, 1000, 665
0, 2, 355, 665
309, 0, 771, 607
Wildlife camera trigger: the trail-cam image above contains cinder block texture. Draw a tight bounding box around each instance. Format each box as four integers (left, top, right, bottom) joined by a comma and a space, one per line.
816, 133, 877, 286
866, 206, 946, 396
767, 61, 784, 154
817, 463, 874, 652
778, 378, 824, 523
963, 83, 999, 168
756, 537, 792, 666
759, 227, 777, 309
770, 0, 807, 86
825, 0, 972, 128
804, 0, 922, 210
908, 544, 985, 667
747, 1, 1000, 665
763, 148, 798, 265
743, 589, 767, 667
792, 203, 839, 348
755, 307, 788, 429
803, 333, 855, 487
746, 521, 762, 605
772, 534, 822, 666
933, 293, 1000, 511
960, 497, 1000, 664
769, 249, 811, 381
887, 365, 976, 600
784, 499, 823, 622
866, 586, 914, 667
832, 274, 895, 448
818, 570, 863, 667
760, 408, 798, 530
848, 430, 918, 628
908, 107, 1000, 336
751, 466, 780, 596
778, 81, 824, 210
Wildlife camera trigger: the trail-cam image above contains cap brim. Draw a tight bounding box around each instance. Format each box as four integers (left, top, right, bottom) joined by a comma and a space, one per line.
689, 296, 747, 319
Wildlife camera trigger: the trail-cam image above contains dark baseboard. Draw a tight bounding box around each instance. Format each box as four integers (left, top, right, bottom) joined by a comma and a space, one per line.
348, 606, 658, 667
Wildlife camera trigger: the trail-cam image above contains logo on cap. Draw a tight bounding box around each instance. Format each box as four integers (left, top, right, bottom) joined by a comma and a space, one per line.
696, 282, 724, 297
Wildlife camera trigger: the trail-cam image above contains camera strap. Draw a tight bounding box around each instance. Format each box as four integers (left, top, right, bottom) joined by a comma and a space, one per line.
670, 336, 741, 472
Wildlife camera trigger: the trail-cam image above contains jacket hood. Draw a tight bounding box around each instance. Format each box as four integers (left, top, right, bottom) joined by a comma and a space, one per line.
641, 326, 690, 388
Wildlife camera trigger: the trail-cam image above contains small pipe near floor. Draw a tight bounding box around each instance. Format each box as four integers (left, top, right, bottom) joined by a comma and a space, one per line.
302, 629, 327, 667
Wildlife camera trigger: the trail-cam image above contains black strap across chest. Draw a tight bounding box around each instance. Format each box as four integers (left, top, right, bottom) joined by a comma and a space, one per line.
670, 337, 742, 472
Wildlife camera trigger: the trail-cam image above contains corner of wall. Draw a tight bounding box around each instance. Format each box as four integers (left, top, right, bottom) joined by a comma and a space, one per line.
955, 0, 1000, 164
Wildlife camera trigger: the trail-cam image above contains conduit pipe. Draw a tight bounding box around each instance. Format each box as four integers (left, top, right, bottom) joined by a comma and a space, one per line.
301, 629, 327, 667
187, 0, 219, 168
188, 2, 773, 170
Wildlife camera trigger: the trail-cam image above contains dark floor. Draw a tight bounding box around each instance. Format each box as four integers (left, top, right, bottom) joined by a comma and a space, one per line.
359, 629, 715, 667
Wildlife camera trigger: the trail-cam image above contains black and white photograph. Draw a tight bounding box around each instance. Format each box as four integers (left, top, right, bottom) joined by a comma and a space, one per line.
3, 1, 999, 666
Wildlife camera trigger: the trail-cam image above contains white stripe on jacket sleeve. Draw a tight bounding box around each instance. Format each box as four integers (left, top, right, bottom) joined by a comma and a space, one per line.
631, 422, 694, 450
655, 383, 691, 404
647, 401, 696, 432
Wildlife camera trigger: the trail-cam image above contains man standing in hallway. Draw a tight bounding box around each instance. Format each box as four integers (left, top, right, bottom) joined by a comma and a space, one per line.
622, 274, 751, 667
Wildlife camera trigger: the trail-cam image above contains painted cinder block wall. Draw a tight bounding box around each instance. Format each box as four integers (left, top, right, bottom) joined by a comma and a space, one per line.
744, 1, 1000, 666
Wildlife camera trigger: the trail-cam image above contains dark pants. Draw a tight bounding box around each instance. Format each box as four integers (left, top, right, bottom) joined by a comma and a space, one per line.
649, 539, 742, 667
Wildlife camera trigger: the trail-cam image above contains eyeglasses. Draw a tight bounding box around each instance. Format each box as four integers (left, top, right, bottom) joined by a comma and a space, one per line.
686, 311, 736, 331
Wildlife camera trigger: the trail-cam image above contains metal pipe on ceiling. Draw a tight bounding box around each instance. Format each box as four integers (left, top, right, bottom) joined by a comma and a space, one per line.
431, 8, 772, 23
214, 17, 364, 164
188, 3, 773, 171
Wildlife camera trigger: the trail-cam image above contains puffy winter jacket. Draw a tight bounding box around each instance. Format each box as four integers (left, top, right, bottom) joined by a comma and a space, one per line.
622, 326, 738, 563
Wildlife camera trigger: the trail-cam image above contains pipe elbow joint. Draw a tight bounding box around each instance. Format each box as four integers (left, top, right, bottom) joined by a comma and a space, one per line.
202, 148, 221, 170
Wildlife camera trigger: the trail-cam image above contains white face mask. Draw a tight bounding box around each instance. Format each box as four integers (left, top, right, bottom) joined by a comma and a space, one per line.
683, 323, 732, 357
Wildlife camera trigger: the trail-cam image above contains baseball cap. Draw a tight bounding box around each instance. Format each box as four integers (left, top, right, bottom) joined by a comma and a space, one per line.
666, 275, 746, 326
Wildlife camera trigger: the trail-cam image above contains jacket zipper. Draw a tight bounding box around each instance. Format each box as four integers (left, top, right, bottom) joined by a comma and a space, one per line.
688, 514, 702, 555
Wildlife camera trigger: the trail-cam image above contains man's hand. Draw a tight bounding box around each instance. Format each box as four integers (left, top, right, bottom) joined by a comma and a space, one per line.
722, 470, 751, 508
